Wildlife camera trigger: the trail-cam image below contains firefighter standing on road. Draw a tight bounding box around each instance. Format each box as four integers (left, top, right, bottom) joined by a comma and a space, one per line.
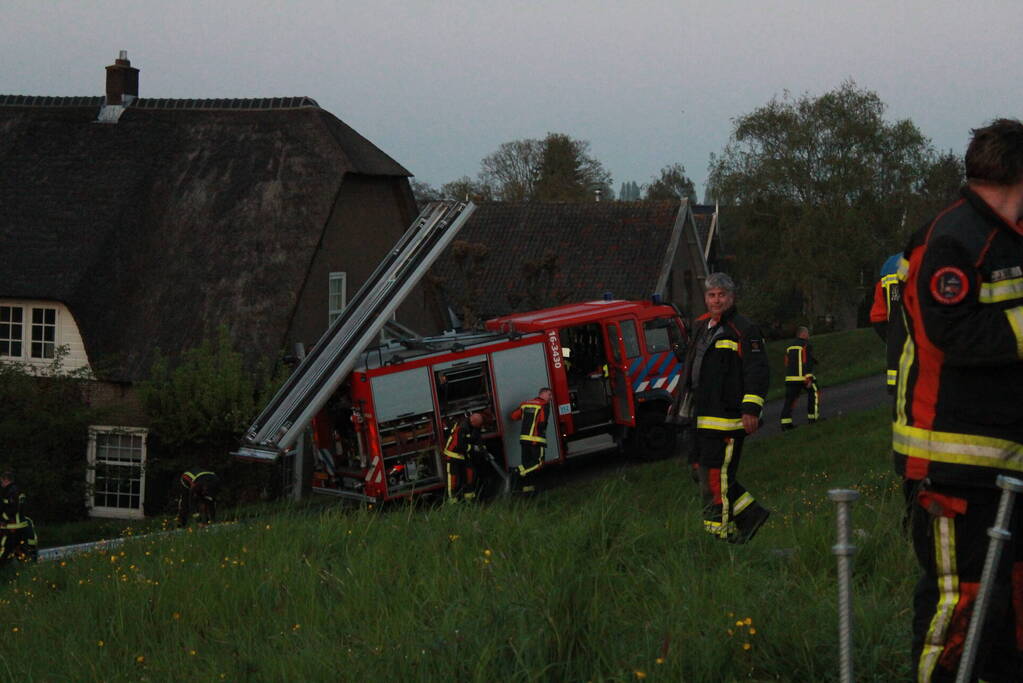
177, 470, 220, 528
893, 119, 1023, 682
670, 273, 771, 543
779, 326, 819, 430
509, 388, 553, 494
443, 412, 485, 503
0, 470, 37, 563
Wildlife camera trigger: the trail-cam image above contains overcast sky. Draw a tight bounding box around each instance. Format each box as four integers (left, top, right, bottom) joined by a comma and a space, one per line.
4, 1, 1021, 198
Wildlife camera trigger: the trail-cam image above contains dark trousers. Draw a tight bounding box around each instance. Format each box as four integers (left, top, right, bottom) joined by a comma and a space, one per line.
780, 380, 819, 426
905, 480, 1023, 682
445, 455, 479, 501
0, 519, 37, 563
695, 432, 764, 540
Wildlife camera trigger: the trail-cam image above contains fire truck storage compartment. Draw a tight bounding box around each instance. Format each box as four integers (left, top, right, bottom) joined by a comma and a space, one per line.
433, 356, 493, 421
559, 323, 613, 429
370, 367, 442, 492
491, 341, 560, 468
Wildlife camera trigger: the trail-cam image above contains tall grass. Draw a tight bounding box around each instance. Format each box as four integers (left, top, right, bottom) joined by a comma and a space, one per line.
0, 407, 913, 681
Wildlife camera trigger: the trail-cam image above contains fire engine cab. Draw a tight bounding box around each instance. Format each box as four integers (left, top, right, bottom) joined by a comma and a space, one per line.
308, 297, 688, 502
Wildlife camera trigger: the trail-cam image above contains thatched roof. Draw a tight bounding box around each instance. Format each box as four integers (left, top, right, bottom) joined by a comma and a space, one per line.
0, 97, 410, 381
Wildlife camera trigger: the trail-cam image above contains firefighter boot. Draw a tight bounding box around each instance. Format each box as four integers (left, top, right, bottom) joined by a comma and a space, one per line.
730, 504, 771, 544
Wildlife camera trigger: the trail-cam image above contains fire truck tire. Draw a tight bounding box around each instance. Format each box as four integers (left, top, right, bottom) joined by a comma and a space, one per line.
629, 410, 676, 461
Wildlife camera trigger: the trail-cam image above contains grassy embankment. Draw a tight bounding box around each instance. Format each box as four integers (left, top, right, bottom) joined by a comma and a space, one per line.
765, 327, 884, 401
0, 405, 913, 681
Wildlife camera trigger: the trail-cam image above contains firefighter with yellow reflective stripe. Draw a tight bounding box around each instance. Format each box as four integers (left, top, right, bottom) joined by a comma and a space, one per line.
0, 471, 37, 564
508, 388, 553, 494
443, 412, 484, 503
779, 326, 819, 430
893, 119, 1023, 682
870, 252, 908, 392
671, 273, 770, 544
177, 470, 220, 527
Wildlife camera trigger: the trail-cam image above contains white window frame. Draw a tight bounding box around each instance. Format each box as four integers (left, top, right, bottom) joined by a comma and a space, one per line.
329, 271, 347, 325
0, 304, 58, 361
86, 426, 148, 519
0, 305, 25, 358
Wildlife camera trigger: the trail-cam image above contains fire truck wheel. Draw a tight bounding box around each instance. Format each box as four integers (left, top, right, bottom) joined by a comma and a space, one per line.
629, 410, 676, 461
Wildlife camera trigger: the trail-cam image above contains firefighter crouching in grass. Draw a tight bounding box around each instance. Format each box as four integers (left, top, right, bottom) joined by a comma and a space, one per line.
177, 470, 220, 528
509, 387, 553, 494
670, 273, 771, 544
443, 412, 485, 503
0, 470, 38, 563
779, 325, 819, 430
893, 118, 1023, 682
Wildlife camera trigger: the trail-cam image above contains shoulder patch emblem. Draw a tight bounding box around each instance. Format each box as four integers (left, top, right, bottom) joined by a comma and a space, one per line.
930, 266, 969, 305
749, 338, 763, 353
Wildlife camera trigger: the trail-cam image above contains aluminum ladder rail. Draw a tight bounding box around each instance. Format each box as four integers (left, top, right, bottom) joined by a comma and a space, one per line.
234, 201, 476, 462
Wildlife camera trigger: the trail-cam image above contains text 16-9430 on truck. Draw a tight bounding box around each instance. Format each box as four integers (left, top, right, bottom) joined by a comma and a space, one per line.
300, 297, 689, 502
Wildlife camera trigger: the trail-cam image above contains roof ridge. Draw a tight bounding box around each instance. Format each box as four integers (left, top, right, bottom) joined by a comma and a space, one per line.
0, 94, 320, 111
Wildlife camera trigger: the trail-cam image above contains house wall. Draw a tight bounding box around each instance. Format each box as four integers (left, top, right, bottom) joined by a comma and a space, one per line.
0, 299, 91, 372
87, 380, 149, 427
289, 175, 443, 350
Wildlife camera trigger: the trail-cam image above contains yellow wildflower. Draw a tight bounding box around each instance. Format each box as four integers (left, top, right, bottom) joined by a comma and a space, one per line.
655, 657, 665, 665
172, 612, 181, 620
483, 549, 492, 557
634, 671, 647, 679
743, 643, 751, 651
98, 640, 104, 647
749, 628, 757, 635
744, 617, 752, 626
136, 655, 145, 664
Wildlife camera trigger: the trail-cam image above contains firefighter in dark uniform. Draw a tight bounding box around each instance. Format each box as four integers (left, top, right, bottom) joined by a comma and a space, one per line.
0, 471, 37, 563
177, 470, 220, 527
892, 118, 1023, 682
779, 326, 819, 430
671, 273, 771, 543
443, 412, 484, 503
509, 388, 553, 494
870, 251, 908, 391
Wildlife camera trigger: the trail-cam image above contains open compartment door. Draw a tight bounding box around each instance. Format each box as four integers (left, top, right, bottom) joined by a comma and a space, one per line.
604, 322, 636, 426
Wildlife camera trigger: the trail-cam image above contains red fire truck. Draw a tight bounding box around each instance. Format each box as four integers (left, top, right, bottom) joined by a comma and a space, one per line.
307, 297, 688, 502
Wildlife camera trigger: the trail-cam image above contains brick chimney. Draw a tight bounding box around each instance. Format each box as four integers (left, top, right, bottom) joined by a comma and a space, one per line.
105, 50, 139, 105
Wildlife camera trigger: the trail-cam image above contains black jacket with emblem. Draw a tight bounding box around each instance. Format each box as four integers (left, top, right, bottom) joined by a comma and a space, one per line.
683, 306, 770, 435
893, 186, 1023, 488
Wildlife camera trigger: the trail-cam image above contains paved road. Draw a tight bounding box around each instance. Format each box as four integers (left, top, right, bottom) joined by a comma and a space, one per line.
757, 374, 889, 438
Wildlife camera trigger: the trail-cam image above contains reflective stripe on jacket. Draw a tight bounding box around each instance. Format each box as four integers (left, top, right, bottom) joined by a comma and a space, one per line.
893, 186, 1023, 487
511, 399, 549, 444
784, 339, 815, 382
684, 307, 769, 435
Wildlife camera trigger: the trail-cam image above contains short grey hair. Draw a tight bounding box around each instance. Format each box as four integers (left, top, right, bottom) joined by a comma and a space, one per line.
704, 272, 736, 292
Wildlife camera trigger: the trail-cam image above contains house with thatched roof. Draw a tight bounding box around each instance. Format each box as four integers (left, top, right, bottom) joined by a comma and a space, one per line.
0, 52, 432, 518
428, 200, 715, 328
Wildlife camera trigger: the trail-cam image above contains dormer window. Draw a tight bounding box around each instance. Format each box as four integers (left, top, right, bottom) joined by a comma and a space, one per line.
0, 304, 58, 360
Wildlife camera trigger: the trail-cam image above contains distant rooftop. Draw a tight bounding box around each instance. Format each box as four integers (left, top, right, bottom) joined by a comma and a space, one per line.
0, 94, 320, 111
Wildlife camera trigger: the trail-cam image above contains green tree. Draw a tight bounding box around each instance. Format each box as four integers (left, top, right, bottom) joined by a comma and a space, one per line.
137, 327, 285, 511
409, 179, 441, 206
472, 133, 612, 202
534, 133, 613, 201
0, 350, 102, 522
706, 81, 936, 327
645, 163, 697, 202
480, 139, 542, 201
440, 176, 493, 203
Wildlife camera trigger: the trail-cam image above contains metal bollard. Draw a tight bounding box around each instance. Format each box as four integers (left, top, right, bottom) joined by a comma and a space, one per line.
955, 475, 1023, 683
829, 488, 860, 683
